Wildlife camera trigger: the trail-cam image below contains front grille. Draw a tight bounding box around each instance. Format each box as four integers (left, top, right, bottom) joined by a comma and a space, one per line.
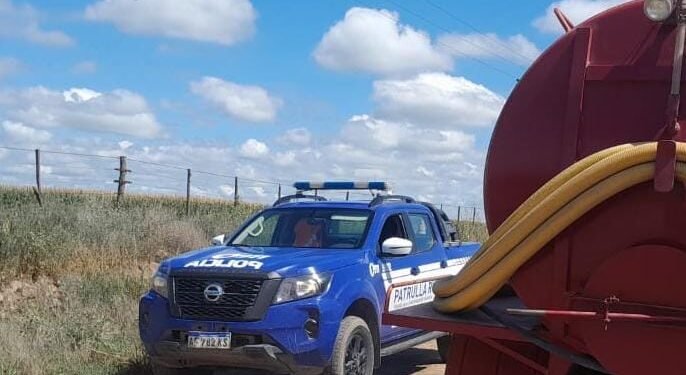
173, 277, 263, 321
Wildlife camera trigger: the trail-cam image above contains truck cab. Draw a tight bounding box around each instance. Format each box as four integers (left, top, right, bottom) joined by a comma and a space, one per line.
139, 182, 480, 375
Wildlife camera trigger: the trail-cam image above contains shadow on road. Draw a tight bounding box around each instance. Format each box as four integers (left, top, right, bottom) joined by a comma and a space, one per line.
377, 346, 444, 375
111, 345, 443, 375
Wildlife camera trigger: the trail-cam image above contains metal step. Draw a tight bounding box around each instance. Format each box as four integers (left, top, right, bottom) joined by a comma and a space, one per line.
380, 331, 446, 357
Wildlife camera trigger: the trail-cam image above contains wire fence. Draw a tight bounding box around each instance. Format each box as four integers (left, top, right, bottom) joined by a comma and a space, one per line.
0, 146, 486, 223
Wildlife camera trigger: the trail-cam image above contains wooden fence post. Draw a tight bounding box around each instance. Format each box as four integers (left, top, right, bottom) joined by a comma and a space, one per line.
471, 207, 477, 225
234, 176, 239, 206
114, 156, 130, 205
35, 149, 41, 193
32, 149, 43, 207
186, 168, 191, 215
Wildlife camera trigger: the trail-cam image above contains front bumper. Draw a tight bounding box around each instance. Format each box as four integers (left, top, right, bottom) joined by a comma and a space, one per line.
149, 341, 320, 375
139, 291, 341, 374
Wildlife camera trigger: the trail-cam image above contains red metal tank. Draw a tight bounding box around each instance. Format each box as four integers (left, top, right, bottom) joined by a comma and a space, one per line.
485, 1, 686, 374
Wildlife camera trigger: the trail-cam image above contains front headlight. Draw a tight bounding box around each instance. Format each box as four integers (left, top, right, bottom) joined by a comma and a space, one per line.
273, 273, 332, 304
151, 263, 170, 298
644, 0, 676, 22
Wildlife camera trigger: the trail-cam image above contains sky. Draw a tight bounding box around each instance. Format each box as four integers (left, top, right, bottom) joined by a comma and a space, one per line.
0, 0, 630, 216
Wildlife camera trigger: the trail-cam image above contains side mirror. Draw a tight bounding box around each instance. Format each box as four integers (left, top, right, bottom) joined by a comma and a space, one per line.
382, 237, 413, 256
211, 234, 226, 246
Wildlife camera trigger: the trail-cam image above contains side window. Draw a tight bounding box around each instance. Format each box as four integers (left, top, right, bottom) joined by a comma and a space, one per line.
407, 214, 436, 253
378, 214, 409, 249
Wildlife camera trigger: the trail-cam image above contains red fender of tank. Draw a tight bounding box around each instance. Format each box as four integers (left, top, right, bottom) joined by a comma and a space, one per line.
485, 1, 686, 374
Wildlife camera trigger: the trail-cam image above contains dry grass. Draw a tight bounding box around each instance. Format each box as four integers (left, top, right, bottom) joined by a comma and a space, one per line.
0, 186, 260, 374
0, 186, 261, 280
456, 220, 488, 243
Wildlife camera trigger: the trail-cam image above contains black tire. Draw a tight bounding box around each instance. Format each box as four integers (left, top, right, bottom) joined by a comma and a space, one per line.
436, 335, 451, 363
151, 363, 211, 375
329, 316, 375, 375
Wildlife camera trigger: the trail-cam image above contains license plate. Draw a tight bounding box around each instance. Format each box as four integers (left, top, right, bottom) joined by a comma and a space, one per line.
187, 332, 232, 349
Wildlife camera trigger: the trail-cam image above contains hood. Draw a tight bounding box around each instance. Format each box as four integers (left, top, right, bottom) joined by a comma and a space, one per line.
166, 245, 364, 278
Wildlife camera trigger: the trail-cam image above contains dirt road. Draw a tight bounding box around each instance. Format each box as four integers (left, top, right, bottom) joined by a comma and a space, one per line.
217, 341, 445, 375
377, 341, 445, 375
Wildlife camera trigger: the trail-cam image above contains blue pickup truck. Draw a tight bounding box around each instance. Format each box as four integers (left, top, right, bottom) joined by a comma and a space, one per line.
139, 182, 479, 375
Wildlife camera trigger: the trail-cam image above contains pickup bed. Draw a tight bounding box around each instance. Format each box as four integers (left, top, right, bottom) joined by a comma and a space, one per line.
139, 189, 479, 375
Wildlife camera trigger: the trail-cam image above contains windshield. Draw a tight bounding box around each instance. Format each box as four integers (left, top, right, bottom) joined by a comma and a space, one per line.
230, 208, 372, 249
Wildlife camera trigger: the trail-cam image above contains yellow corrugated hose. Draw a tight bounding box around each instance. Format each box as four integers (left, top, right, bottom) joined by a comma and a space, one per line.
433, 142, 686, 313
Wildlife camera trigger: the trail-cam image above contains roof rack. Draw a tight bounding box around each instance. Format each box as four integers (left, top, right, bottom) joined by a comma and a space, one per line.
369, 195, 416, 207
273, 193, 327, 207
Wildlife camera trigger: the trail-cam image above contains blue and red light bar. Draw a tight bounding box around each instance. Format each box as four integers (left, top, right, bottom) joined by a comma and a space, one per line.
293, 181, 389, 191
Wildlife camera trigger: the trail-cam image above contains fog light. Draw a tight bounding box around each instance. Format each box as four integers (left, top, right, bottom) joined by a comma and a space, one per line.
304, 318, 320, 338
644, 0, 676, 22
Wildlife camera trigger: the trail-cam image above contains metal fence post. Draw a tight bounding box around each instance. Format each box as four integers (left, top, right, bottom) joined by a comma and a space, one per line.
234, 176, 239, 206
278, 184, 282, 199
471, 207, 477, 226
186, 168, 191, 215
114, 156, 130, 205
457, 206, 461, 223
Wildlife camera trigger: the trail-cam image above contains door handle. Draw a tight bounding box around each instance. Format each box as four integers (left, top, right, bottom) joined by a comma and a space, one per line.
411, 267, 420, 276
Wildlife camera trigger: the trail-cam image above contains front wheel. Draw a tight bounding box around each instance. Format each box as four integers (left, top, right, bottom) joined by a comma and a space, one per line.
329, 316, 375, 375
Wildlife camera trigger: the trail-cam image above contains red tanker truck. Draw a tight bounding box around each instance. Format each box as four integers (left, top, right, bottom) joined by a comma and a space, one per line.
384, 1, 686, 374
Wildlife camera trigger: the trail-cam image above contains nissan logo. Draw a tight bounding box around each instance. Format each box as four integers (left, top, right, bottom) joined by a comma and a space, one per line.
203, 283, 224, 302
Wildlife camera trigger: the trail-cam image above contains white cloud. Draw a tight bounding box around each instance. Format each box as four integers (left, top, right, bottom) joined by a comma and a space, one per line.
190, 76, 282, 123
239, 138, 269, 159
274, 151, 296, 167
2, 120, 52, 144
0, 86, 163, 138
277, 128, 311, 146
118, 140, 133, 150
313, 7, 451, 76
71, 60, 97, 75
0, 120, 486, 212
219, 185, 235, 197
437, 33, 541, 66
0, 0, 74, 47
373, 72, 505, 129
534, 0, 628, 34
340, 115, 475, 155
0, 57, 21, 79
85, 0, 256, 46
416, 166, 435, 178
251, 186, 266, 198
63, 88, 101, 102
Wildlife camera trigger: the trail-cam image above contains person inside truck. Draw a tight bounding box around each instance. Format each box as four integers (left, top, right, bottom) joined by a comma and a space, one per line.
293, 217, 325, 247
